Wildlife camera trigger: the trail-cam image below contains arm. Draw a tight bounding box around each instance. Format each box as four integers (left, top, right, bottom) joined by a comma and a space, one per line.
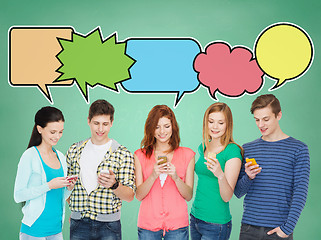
135, 154, 165, 201
280, 145, 310, 235
58, 152, 74, 196
206, 157, 241, 202
219, 158, 242, 202
112, 181, 135, 202
169, 156, 195, 201
14, 150, 69, 203
14, 153, 50, 203
98, 150, 136, 202
267, 146, 310, 237
64, 147, 76, 199
98, 170, 135, 202
234, 160, 261, 198
66, 146, 76, 177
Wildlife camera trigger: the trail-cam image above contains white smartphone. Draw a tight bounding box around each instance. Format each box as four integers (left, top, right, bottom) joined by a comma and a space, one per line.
101, 169, 110, 175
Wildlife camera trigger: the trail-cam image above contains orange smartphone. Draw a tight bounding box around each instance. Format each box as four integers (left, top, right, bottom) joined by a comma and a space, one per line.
246, 158, 258, 168
157, 156, 168, 165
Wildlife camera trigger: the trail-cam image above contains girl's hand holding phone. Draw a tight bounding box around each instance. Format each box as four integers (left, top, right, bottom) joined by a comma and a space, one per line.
66, 175, 78, 191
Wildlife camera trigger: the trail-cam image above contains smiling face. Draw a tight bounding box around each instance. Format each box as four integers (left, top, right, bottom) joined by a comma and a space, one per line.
208, 111, 227, 140
154, 117, 172, 144
37, 120, 64, 147
253, 106, 281, 140
88, 114, 113, 145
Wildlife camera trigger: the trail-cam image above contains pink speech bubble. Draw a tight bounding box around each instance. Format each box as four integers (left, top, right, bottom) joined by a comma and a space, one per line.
194, 42, 264, 99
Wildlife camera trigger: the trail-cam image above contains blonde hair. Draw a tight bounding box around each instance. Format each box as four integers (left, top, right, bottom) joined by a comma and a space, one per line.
202, 102, 243, 154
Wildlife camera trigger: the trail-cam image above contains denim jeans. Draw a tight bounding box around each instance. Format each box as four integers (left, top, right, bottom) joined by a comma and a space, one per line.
190, 214, 232, 240
20, 232, 63, 240
70, 218, 121, 240
138, 226, 189, 240
239, 223, 294, 240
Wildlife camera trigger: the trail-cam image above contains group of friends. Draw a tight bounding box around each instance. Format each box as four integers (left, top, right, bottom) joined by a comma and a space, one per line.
14, 94, 310, 240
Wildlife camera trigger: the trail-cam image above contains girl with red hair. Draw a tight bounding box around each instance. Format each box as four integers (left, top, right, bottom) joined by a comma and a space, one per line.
134, 105, 195, 240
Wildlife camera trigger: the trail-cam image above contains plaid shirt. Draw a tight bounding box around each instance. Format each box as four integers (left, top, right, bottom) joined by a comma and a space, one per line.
66, 138, 135, 220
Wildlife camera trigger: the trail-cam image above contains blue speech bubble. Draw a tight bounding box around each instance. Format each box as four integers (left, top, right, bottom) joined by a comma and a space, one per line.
122, 38, 201, 107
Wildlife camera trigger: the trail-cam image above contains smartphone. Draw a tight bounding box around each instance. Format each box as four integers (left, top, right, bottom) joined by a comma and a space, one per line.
157, 156, 167, 165
207, 152, 216, 159
101, 169, 110, 175
246, 158, 258, 168
66, 175, 78, 182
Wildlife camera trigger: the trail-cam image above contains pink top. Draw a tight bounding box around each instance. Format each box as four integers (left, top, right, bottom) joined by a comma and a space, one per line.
135, 147, 195, 232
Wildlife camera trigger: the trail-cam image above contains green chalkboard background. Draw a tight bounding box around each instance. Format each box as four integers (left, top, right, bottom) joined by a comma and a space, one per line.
1, 0, 320, 239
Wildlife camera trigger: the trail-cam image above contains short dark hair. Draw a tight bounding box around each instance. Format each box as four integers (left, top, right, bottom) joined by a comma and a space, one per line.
88, 100, 114, 121
250, 94, 281, 117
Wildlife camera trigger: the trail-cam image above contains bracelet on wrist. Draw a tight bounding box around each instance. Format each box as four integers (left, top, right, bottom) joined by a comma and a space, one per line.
110, 180, 119, 190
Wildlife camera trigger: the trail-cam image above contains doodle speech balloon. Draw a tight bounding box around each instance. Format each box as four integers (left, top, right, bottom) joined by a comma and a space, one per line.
194, 42, 264, 99
9, 27, 74, 102
122, 38, 201, 107
56, 28, 135, 101
255, 23, 313, 89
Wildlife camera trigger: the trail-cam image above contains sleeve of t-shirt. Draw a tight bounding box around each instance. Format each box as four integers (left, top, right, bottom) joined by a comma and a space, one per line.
118, 148, 136, 192
66, 143, 77, 177
226, 143, 242, 161
57, 150, 72, 199
280, 143, 310, 235
14, 148, 50, 203
197, 143, 204, 155
234, 144, 253, 198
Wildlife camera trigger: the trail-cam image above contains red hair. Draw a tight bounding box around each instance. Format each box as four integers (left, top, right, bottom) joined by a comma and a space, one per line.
141, 105, 180, 158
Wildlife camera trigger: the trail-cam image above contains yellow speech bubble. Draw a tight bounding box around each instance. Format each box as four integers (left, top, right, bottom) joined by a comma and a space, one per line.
255, 23, 313, 89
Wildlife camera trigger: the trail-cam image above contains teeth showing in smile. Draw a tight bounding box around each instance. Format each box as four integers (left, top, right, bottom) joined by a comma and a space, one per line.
260, 128, 267, 133
51, 139, 58, 144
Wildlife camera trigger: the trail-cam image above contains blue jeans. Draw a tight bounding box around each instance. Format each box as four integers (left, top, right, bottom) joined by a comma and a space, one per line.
20, 232, 63, 240
70, 218, 121, 240
138, 226, 189, 240
190, 214, 232, 240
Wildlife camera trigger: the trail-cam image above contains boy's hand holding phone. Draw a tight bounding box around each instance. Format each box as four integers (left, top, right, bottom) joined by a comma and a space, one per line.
245, 158, 261, 180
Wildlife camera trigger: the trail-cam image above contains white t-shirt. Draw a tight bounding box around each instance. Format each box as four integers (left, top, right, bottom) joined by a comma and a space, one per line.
79, 139, 112, 194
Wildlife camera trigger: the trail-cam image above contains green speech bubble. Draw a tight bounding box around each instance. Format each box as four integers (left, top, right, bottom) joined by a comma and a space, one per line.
55, 27, 135, 101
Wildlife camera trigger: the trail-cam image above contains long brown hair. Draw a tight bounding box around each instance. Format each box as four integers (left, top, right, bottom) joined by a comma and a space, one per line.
28, 106, 64, 149
141, 105, 180, 158
202, 102, 243, 155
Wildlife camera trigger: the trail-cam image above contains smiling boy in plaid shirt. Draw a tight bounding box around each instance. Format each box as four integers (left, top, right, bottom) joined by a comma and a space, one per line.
67, 99, 135, 240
